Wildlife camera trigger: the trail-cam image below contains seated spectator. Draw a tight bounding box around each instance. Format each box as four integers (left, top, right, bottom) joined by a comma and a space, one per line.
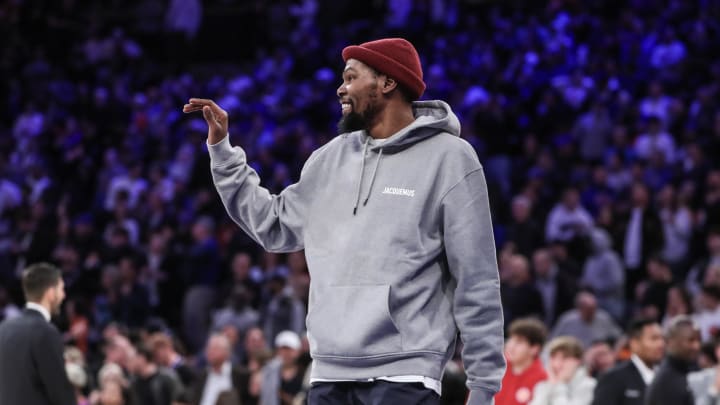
260, 330, 306, 405
689, 335, 720, 405
506, 195, 544, 259
529, 336, 596, 405
533, 248, 576, 327
495, 318, 548, 405
188, 333, 252, 405
592, 318, 665, 405
128, 344, 184, 405
501, 254, 545, 328
551, 291, 622, 349
149, 332, 196, 389
544, 187, 594, 243
583, 339, 616, 379
693, 285, 720, 342
645, 316, 701, 405
580, 228, 625, 320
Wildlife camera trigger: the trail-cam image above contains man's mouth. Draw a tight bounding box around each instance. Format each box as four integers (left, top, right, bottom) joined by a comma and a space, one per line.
341, 101, 352, 114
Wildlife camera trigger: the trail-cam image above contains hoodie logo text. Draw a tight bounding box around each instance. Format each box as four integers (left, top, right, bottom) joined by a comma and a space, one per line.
382, 186, 415, 197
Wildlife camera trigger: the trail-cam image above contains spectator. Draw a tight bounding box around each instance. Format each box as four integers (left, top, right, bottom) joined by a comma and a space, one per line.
657, 184, 693, 274
645, 315, 701, 405
591, 318, 665, 405
65, 362, 90, 405
128, 344, 184, 405
506, 195, 544, 259
545, 187, 594, 243
551, 291, 622, 349
501, 254, 545, 328
580, 228, 625, 320
188, 333, 252, 405
637, 256, 674, 321
260, 330, 306, 405
262, 273, 305, 345
584, 340, 616, 379
529, 336, 596, 405
496, 318, 548, 405
693, 285, 720, 342
689, 335, 720, 405
149, 332, 196, 389
686, 228, 720, 297
533, 248, 576, 327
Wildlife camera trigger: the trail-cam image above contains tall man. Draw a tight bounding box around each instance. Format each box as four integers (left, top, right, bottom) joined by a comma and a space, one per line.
0, 262, 76, 405
592, 318, 665, 405
184, 37, 505, 404
645, 315, 701, 405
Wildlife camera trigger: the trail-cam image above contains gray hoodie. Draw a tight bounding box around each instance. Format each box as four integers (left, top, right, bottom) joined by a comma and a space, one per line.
208, 100, 505, 402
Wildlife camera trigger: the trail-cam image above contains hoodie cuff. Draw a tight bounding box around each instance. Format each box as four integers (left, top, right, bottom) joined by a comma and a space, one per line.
207, 134, 235, 165
466, 389, 495, 405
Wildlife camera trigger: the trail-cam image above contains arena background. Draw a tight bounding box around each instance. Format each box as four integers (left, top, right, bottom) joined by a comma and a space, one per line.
2, 0, 720, 404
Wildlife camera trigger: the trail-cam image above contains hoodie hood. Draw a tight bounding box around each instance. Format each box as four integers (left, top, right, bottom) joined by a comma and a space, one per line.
353, 100, 461, 153
349, 100, 461, 214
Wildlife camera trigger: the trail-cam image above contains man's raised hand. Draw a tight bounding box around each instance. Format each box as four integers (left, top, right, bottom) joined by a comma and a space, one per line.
183, 98, 228, 145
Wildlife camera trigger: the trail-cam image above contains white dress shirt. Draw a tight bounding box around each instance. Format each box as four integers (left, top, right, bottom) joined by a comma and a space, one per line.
200, 361, 233, 405
25, 302, 50, 322
630, 354, 656, 385
624, 208, 643, 269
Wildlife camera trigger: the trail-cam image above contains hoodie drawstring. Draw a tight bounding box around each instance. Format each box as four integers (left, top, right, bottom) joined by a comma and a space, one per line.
353, 139, 369, 215
363, 148, 383, 207
352, 139, 383, 215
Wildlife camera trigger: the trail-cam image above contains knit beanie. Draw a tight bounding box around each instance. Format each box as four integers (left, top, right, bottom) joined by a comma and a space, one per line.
342, 38, 426, 100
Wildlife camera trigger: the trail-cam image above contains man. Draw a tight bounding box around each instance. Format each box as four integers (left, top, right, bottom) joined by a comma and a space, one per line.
645, 315, 701, 405
501, 254, 544, 328
189, 333, 251, 405
183, 37, 505, 404
0, 262, 76, 405
260, 330, 306, 405
495, 318, 548, 405
529, 336, 596, 405
689, 335, 720, 405
551, 291, 622, 349
149, 332, 196, 388
532, 248, 575, 326
128, 344, 185, 405
592, 318, 665, 405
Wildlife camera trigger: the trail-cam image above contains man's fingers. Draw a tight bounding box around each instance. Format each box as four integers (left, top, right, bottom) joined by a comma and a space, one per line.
182, 103, 204, 113
188, 98, 226, 118
202, 105, 215, 122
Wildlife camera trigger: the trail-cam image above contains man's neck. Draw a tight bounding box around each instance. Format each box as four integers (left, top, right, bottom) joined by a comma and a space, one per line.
211, 362, 226, 374
512, 357, 534, 374
368, 104, 415, 139
26, 301, 51, 322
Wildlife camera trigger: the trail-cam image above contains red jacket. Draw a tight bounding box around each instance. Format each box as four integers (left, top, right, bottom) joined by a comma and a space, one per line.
494, 358, 548, 405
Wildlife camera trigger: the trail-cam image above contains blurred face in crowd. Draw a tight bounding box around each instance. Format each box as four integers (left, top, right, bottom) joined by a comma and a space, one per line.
532, 249, 553, 279
549, 351, 581, 382
505, 335, 540, 367
511, 196, 532, 222
337, 59, 385, 134
708, 232, 720, 255
667, 324, 701, 362
576, 292, 597, 322
232, 253, 252, 281
630, 323, 665, 366
277, 345, 300, 367
631, 184, 649, 207
206, 335, 231, 369
561, 189, 579, 210
245, 327, 267, 354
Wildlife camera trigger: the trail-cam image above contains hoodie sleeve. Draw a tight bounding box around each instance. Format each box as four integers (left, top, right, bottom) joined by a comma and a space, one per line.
440, 167, 506, 402
208, 135, 313, 252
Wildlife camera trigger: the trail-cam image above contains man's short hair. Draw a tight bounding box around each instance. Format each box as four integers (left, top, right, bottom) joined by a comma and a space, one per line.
135, 344, 155, 363
627, 318, 659, 340
547, 336, 584, 359
508, 317, 548, 347
21, 262, 61, 302
665, 315, 697, 339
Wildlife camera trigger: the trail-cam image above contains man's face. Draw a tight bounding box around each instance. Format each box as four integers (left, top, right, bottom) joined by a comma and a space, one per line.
49, 279, 66, 316
631, 324, 665, 365
337, 59, 383, 134
505, 335, 538, 366
206, 337, 229, 367
549, 352, 581, 382
669, 326, 701, 362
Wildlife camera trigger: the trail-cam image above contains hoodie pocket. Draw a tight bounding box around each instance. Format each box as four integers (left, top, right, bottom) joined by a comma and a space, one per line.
307, 284, 402, 358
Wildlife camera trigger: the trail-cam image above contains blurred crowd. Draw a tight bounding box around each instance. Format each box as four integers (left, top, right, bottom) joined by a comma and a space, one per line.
3, 0, 720, 404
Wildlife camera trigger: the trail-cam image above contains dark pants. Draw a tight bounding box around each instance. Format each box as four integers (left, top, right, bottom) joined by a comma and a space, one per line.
308, 381, 440, 405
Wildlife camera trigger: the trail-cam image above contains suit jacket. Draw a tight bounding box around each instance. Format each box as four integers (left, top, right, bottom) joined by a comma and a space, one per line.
188, 365, 252, 405
0, 308, 76, 405
592, 360, 647, 405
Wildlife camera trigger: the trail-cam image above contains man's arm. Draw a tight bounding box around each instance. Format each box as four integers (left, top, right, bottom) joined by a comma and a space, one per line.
31, 326, 77, 405
184, 98, 312, 252
441, 167, 506, 404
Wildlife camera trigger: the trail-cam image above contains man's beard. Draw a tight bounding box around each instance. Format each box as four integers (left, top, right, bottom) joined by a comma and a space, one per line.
337, 95, 380, 134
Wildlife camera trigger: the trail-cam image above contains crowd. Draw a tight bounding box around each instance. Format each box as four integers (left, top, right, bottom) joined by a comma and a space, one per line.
2, 0, 720, 404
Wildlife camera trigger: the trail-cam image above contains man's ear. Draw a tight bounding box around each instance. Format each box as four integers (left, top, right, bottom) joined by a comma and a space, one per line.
381, 76, 398, 94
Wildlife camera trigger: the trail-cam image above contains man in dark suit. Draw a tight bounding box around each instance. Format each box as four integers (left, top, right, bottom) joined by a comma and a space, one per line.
188, 333, 252, 405
0, 262, 76, 405
592, 318, 665, 405
645, 315, 701, 405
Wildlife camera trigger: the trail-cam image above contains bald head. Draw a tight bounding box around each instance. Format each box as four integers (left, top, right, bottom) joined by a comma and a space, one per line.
206, 333, 231, 368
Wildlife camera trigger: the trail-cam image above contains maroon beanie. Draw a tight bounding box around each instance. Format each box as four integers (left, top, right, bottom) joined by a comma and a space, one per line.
342, 38, 426, 100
